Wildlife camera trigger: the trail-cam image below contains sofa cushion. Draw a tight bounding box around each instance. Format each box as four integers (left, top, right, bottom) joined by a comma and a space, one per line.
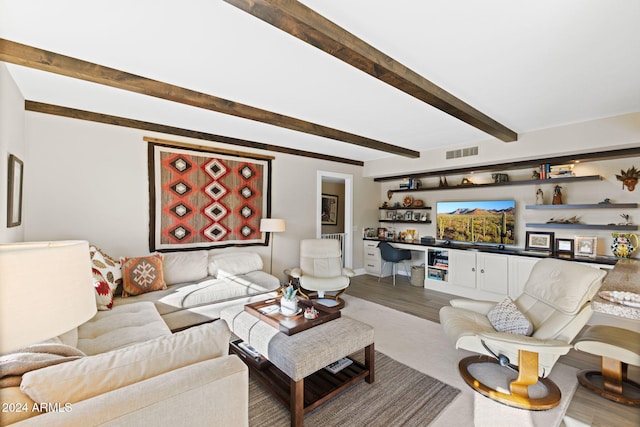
77, 302, 171, 355
0, 386, 39, 426
208, 252, 263, 277
21, 320, 231, 405
120, 253, 167, 297
162, 250, 208, 285
487, 297, 534, 336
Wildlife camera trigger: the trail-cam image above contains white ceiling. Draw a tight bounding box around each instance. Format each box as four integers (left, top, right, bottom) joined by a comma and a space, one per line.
1, 0, 639, 162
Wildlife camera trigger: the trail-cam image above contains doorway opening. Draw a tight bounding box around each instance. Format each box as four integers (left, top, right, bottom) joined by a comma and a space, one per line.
317, 171, 353, 268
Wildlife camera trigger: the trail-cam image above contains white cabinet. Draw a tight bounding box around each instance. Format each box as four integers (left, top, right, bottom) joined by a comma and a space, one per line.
448, 250, 509, 294
449, 250, 476, 288
476, 252, 509, 295
363, 241, 391, 277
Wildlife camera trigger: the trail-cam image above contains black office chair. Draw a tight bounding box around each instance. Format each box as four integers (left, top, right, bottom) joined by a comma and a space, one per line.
377, 241, 412, 286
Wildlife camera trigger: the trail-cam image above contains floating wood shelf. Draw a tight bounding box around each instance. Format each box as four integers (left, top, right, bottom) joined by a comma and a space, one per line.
526, 223, 638, 231
378, 220, 432, 224
379, 207, 432, 210
389, 175, 603, 193
526, 203, 638, 210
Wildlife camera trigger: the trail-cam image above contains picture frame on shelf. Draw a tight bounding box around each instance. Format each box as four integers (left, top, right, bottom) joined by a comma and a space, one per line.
525, 231, 555, 252
555, 238, 574, 258
404, 211, 412, 221
575, 236, 597, 258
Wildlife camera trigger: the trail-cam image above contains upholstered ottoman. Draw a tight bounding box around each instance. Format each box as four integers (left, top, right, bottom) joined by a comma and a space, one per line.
221, 305, 374, 427
574, 325, 640, 406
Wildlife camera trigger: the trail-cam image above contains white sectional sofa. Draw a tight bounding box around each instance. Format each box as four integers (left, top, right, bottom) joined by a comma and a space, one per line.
0, 249, 280, 426
114, 250, 281, 331
1, 303, 248, 426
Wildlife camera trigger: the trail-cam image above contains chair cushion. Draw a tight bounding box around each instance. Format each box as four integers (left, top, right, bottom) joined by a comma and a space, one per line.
522, 258, 606, 315
487, 297, 533, 336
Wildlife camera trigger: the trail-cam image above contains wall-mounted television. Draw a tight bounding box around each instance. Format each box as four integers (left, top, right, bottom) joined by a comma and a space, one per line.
436, 200, 516, 245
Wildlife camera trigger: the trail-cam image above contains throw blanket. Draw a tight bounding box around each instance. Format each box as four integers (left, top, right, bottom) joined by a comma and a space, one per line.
0, 339, 86, 387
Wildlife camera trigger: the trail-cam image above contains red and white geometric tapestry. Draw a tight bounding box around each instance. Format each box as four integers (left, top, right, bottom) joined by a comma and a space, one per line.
148, 142, 270, 250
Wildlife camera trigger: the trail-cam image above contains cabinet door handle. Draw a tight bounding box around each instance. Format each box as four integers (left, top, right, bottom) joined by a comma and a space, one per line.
471, 267, 476, 272
367, 264, 375, 267
480, 269, 485, 274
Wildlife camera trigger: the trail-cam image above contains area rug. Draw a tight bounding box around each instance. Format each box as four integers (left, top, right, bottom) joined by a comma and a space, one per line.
249, 351, 459, 426
340, 295, 579, 427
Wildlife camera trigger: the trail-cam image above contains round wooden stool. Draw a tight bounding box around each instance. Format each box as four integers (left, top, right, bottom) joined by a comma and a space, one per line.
574, 325, 640, 406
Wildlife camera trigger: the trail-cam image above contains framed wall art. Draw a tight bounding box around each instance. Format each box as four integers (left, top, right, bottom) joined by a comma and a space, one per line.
525, 231, 554, 252
321, 194, 338, 225
6, 154, 23, 228
147, 139, 272, 251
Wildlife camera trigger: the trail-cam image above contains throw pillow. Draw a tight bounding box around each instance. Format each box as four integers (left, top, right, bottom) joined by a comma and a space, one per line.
89, 245, 122, 298
487, 297, 534, 336
120, 253, 167, 297
92, 268, 114, 310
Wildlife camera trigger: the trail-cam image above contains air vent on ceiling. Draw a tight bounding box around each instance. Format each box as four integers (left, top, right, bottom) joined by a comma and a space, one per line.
446, 146, 478, 160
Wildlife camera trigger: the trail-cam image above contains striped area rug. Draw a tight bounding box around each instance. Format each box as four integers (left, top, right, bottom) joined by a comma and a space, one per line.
248, 350, 460, 427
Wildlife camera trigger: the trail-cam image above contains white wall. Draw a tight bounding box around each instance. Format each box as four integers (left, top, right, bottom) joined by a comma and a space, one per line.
364, 113, 640, 178
22, 112, 377, 281
0, 63, 25, 243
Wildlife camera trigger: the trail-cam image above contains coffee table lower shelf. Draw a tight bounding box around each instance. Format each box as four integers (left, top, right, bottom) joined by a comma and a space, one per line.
230, 341, 374, 425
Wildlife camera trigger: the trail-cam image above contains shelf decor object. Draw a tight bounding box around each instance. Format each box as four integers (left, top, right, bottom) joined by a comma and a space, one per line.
555, 238, 575, 258
610, 233, 638, 258
575, 237, 598, 259
525, 231, 555, 253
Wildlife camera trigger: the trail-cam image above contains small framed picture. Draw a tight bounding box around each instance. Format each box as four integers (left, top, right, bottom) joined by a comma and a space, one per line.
525, 231, 555, 252
378, 228, 387, 239
386, 211, 394, 219
555, 238, 574, 258
575, 236, 597, 258
404, 211, 412, 221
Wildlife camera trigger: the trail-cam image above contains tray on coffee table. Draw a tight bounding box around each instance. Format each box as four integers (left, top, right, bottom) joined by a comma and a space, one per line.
244, 297, 340, 335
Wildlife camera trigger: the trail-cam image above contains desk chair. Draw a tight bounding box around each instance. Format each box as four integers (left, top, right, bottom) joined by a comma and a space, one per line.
377, 241, 411, 286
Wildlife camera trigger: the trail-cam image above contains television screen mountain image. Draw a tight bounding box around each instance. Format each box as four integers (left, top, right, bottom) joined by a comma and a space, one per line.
436, 200, 516, 244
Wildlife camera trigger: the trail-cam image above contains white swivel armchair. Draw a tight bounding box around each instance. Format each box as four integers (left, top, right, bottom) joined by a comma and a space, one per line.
439, 258, 606, 410
286, 239, 355, 309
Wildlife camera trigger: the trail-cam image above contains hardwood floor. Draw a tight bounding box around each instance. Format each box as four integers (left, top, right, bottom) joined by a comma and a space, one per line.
348, 274, 640, 427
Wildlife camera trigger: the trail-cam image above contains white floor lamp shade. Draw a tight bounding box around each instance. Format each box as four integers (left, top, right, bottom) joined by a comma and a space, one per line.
0, 240, 97, 353
260, 218, 286, 274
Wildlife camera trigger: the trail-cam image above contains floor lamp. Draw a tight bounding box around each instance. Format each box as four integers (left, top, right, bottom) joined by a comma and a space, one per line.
260, 218, 286, 275
0, 240, 97, 353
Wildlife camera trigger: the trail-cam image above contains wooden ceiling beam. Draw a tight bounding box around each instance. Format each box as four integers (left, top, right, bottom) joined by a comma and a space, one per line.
25, 101, 364, 166
223, 0, 518, 142
0, 38, 419, 158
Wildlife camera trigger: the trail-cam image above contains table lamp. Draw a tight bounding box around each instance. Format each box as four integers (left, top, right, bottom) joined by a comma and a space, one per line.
0, 240, 97, 353
260, 218, 286, 274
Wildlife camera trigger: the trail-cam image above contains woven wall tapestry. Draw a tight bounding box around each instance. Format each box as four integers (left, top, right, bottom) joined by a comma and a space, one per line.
148, 142, 271, 251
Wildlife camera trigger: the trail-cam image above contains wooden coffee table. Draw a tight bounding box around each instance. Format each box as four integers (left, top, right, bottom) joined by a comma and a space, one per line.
244, 297, 340, 335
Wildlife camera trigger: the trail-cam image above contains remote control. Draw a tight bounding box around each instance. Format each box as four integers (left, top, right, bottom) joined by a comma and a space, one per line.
238, 342, 261, 358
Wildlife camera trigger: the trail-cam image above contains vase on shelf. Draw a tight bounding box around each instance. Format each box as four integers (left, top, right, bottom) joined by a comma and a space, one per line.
610, 233, 638, 258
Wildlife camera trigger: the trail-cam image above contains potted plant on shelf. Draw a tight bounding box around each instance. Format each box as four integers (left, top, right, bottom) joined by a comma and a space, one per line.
280, 283, 298, 316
